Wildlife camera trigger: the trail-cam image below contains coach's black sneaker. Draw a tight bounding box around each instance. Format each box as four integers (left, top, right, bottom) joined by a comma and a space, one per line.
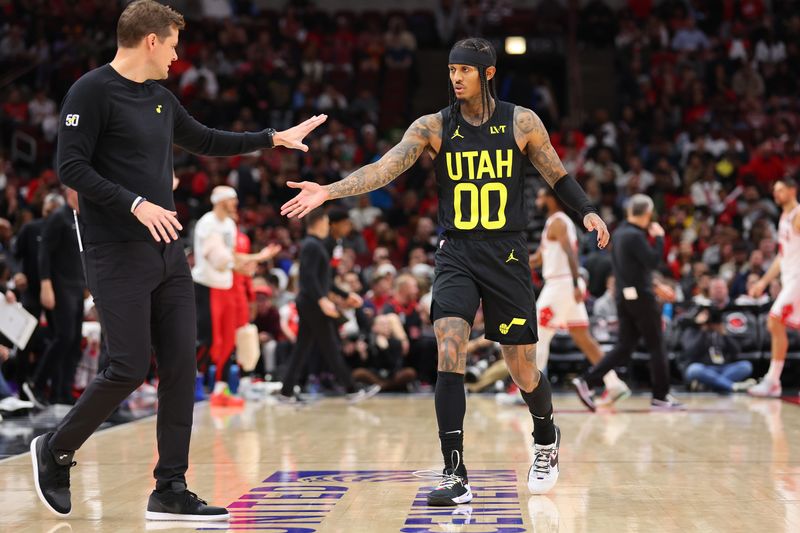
416, 451, 473, 506
145, 482, 229, 521
30, 432, 76, 517
571, 377, 596, 412
650, 395, 687, 411
528, 425, 560, 494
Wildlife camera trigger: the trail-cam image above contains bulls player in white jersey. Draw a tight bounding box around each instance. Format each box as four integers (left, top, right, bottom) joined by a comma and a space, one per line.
532, 188, 630, 405
748, 176, 800, 397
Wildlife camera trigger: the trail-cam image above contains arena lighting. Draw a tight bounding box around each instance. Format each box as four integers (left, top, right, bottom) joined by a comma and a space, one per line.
505, 36, 526, 55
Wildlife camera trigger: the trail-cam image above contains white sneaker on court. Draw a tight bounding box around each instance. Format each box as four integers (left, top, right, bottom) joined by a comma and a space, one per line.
747, 378, 782, 398
528, 425, 560, 494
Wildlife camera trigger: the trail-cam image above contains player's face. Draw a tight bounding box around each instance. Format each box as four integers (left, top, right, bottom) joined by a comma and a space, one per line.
773, 182, 796, 207
223, 197, 238, 217
449, 64, 480, 100
150, 27, 179, 80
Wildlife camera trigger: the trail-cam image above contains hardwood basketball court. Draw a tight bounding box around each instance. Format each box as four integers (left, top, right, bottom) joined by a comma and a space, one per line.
1, 394, 799, 532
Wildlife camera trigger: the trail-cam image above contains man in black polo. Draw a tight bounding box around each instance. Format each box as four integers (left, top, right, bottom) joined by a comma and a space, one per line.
572, 194, 684, 411
30, 0, 326, 521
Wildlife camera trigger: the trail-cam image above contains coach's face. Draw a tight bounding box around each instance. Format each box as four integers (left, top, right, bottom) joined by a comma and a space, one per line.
147, 26, 179, 80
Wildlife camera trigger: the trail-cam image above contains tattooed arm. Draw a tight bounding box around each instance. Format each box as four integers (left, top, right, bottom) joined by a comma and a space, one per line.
514, 106, 610, 248
281, 114, 442, 218
513, 106, 567, 187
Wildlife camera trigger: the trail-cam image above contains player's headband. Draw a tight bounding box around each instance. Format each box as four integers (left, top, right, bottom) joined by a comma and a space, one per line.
448, 48, 495, 68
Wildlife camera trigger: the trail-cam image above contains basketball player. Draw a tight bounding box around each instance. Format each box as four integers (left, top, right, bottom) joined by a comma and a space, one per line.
30, 0, 325, 520
532, 188, 630, 406
747, 176, 800, 398
281, 38, 609, 504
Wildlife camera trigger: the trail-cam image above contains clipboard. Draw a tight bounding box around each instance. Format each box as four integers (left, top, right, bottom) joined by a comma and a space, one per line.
0, 300, 38, 349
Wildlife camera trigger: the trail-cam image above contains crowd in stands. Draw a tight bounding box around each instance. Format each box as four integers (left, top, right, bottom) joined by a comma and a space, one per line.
1, 0, 799, 412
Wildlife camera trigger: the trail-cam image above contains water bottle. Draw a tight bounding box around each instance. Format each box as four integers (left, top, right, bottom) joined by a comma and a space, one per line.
194, 373, 205, 402
662, 302, 673, 324
207, 364, 217, 391
228, 364, 240, 395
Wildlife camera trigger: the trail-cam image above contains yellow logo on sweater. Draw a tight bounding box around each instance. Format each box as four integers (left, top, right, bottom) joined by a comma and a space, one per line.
156, 105, 163, 113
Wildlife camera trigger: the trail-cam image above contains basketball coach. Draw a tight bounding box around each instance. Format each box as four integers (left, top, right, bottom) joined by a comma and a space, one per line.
30, 0, 326, 521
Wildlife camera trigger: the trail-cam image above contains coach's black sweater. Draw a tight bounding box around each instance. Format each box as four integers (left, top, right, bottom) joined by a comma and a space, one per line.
611, 221, 664, 301
57, 64, 272, 243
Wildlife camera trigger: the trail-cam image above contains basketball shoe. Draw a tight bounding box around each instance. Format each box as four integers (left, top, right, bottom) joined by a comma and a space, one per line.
747, 378, 782, 398
570, 377, 596, 411
416, 451, 473, 506
528, 425, 560, 494
346, 384, 381, 404
209, 383, 245, 407
31, 432, 76, 517
650, 395, 686, 410
145, 481, 229, 521
594, 382, 632, 407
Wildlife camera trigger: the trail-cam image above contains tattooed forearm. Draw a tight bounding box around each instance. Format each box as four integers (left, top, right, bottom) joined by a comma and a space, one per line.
434, 317, 471, 373
513, 106, 567, 188
326, 113, 442, 200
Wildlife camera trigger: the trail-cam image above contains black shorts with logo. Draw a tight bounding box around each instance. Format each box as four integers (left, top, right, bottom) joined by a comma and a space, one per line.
431, 231, 538, 345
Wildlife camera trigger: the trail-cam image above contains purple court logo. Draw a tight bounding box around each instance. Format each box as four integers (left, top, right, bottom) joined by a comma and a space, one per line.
197, 470, 525, 532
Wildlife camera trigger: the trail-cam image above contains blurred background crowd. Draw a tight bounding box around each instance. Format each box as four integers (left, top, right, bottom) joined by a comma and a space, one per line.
1, 0, 799, 417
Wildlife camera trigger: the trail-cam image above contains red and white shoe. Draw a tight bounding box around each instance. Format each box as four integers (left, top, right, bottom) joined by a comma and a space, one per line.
595, 383, 632, 407
747, 378, 782, 398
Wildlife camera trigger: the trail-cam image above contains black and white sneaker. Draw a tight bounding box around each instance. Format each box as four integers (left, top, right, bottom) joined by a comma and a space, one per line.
528, 425, 560, 494
415, 451, 473, 506
346, 384, 381, 404
651, 395, 687, 411
30, 432, 76, 517
145, 482, 229, 521
571, 377, 596, 412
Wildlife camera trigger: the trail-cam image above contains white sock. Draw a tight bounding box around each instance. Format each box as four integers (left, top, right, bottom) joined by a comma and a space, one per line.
603, 370, 623, 390
766, 359, 785, 383
213, 381, 227, 395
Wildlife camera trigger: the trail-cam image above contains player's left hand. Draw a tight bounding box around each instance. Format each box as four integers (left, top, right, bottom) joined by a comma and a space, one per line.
257, 243, 282, 262
583, 213, 610, 249
573, 286, 584, 303
273, 114, 328, 152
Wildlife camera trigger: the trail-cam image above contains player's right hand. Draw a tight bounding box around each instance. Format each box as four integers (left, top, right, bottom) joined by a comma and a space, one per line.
134, 201, 183, 243
748, 279, 767, 298
319, 297, 340, 318
281, 181, 330, 219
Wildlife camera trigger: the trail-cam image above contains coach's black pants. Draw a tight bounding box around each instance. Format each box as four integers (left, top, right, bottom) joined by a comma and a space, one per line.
50, 241, 196, 489
32, 284, 84, 403
583, 295, 670, 400
280, 299, 355, 396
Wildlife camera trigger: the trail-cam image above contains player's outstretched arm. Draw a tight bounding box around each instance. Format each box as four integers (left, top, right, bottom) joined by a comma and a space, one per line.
281, 114, 441, 219
514, 106, 610, 249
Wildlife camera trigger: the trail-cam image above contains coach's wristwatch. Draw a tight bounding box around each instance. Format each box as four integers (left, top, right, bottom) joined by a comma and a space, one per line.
265, 128, 276, 148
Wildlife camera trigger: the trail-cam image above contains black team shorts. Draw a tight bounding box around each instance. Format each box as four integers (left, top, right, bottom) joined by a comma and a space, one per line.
431, 231, 538, 345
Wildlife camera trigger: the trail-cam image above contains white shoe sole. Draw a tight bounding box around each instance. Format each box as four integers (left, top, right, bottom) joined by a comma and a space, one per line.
747, 389, 782, 398
30, 436, 71, 518
145, 511, 230, 521
528, 466, 559, 495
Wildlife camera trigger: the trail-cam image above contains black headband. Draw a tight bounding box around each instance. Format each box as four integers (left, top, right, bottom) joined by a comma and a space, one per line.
448, 48, 495, 68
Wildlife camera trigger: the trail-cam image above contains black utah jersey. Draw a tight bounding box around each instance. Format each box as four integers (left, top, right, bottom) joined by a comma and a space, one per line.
434, 100, 526, 233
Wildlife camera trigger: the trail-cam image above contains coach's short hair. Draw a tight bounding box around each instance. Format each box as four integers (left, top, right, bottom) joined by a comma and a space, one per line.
305, 207, 328, 229
117, 0, 185, 48
627, 194, 654, 217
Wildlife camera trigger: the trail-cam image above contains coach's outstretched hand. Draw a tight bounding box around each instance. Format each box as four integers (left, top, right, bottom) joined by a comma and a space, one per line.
281, 181, 330, 219
583, 213, 610, 249
134, 201, 183, 243
273, 114, 328, 152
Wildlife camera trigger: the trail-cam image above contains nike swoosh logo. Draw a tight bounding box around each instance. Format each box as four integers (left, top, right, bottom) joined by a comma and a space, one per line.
550, 452, 558, 467
59, 454, 68, 460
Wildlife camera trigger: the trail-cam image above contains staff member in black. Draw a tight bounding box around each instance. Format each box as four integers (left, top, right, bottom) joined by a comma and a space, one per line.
30, 0, 326, 521
572, 194, 684, 411
278, 208, 379, 403
26, 188, 85, 406
13, 192, 63, 400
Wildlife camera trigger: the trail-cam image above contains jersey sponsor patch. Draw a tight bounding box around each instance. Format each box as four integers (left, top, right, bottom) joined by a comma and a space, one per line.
64, 114, 80, 127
